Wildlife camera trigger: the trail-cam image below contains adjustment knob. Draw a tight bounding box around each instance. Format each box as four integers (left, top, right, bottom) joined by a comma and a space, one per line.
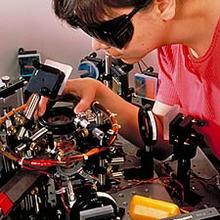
1, 75, 11, 87
41, 87, 51, 96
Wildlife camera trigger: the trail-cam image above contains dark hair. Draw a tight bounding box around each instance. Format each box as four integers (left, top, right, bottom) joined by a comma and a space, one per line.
53, 0, 153, 26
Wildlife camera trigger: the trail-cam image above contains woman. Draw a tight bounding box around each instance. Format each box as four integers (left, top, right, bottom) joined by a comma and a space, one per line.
38, 0, 220, 159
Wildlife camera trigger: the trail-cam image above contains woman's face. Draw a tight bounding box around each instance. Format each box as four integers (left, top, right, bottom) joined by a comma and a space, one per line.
92, 5, 168, 64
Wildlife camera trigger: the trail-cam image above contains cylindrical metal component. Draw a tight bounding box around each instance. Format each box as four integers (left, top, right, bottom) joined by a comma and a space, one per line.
74, 117, 90, 128
17, 126, 27, 140
103, 54, 112, 87
25, 93, 40, 120
17, 94, 40, 140
3, 109, 12, 128
99, 159, 105, 167
79, 169, 97, 184
98, 158, 106, 186
98, 174, 106, 186
111, 171, 124, 178
16, 87, 25, 106
15, 143, 27, 152
30, 127, 48, 142
109, 157, 125, 165
92, 128, 104, 141
104, 54, 111, 76
3, 109, 16, 136
2, 156, 9, 173
67, 180, 75, 207
80, 118, 90, 128
34, 194, 40, 213
29, 194, 34, 209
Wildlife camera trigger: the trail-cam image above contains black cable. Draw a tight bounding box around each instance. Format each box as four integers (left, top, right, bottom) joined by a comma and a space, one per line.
140, 59, 149, 68
137, 62, 143, 73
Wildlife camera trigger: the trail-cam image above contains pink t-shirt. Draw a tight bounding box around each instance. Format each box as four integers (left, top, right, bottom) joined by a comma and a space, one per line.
157, 19, 220, 159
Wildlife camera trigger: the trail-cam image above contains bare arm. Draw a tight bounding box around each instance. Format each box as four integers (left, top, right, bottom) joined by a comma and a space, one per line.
95, 79, 144, 147
152, 101, 179, 159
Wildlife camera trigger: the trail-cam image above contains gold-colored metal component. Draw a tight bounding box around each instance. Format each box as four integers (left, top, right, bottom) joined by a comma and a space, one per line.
57, 150, 64, 161
0, 141, 5, 151
91, 184, 97, 191
29, 142, 38, 151
14, 114, 26, 126
31, 187, 39, 195
81, 128, 89, 137
57, 155, 62, 161
7, 126, 17, 136
106, 165, 113, 175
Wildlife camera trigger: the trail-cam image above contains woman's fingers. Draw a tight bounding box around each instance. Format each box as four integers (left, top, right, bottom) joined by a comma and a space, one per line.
74, 91, 95, 113
38, 97, 49, 116
64, 79, 97, 113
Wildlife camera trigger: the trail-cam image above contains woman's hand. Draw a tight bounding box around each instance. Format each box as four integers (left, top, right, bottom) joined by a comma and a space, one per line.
37, 78, 101, 116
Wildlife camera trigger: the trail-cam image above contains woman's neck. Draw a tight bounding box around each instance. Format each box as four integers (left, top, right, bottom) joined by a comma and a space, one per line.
167, 0, 220, 57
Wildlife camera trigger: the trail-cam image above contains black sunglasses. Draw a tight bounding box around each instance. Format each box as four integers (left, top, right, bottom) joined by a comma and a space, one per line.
67, 4, 148, 49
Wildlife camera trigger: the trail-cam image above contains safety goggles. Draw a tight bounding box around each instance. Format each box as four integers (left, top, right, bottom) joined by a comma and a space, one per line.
67, 4, 147, 49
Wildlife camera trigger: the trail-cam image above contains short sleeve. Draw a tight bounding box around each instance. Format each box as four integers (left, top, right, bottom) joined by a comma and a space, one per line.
156, 46, 180, 106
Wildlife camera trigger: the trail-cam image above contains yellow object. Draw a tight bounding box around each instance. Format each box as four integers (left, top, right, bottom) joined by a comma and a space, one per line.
128, 195, 181, 220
